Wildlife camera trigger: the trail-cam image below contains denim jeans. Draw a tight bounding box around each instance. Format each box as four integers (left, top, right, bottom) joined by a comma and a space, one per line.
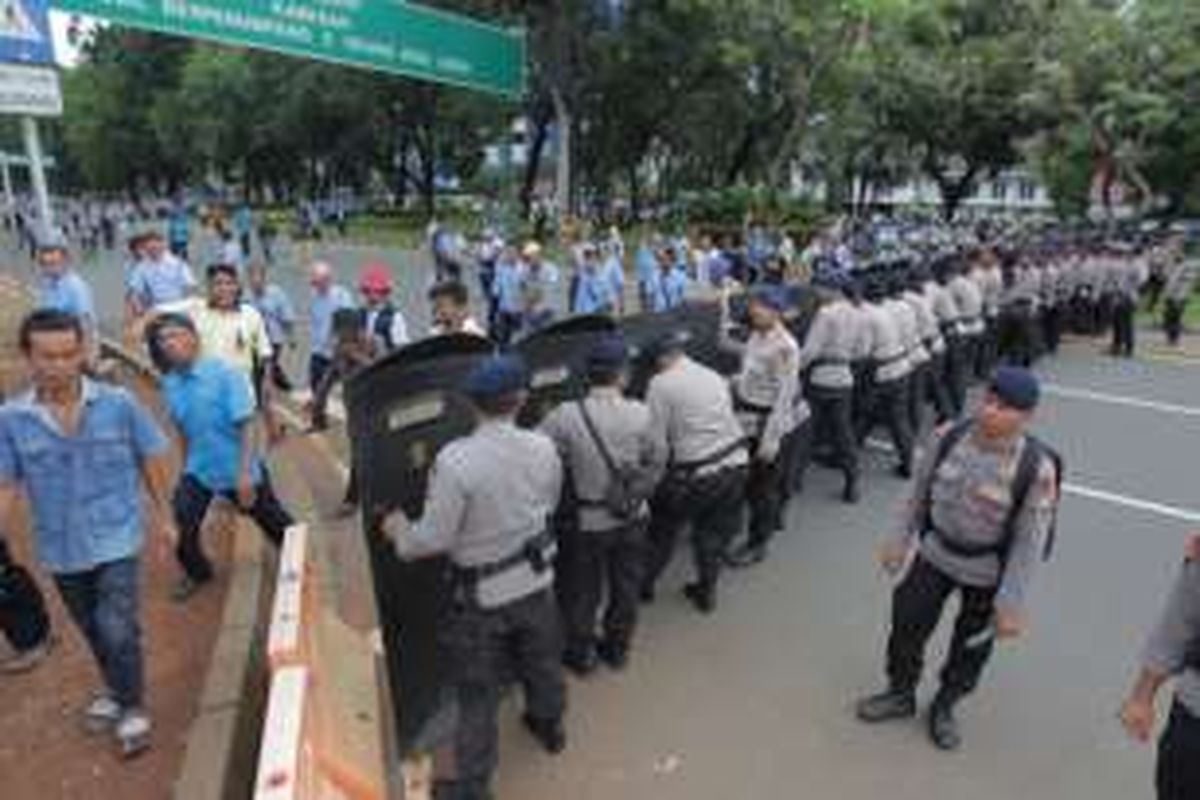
54, 557, 143, 708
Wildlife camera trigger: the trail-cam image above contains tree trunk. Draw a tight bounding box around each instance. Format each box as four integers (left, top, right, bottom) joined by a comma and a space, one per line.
551, 87, 571, 223
520, 109, 550, 219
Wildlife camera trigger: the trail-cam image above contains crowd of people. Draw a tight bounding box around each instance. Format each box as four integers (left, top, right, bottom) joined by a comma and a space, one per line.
1, 209, 1198, 799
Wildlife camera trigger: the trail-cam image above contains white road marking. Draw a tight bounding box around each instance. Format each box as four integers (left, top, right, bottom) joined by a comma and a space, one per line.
864, 438, 1200, 523
1041, 383, 1200, 418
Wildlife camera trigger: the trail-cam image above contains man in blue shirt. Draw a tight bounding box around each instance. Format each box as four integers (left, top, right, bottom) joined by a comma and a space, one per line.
247, 263, 297, 393
307, 261, 356, 390
647, 247, 689, 312
634, 239, 659, 312
34, 229, 96, 342
491, 244, 525, 344
0, 309, 173, 757
149, 314, 295, 602
572, 245, 617, 316
125, 232, 196, 318
167, 204, 190, 260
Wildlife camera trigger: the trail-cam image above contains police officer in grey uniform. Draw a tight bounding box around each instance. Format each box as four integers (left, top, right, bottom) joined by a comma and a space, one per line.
1161, 239, 1196, 346
971, 251, 1003, 378
382, 354, 567, 800
856, 367, 1059, 751
997, 256, 1040, 367
722, 284, 804, 568
904, 266, 953, 428
541, 337, 667, 674
858, 275, 914, 477
798, 272, 863, 503
1120, 537, 1200, 800
1110, 245, 1147, 358
930, 258, 967, 416
947, 255, 986, 400
641, 332, 749, 614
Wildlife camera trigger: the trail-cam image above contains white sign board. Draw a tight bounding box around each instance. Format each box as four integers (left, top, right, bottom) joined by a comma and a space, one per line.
0, 63, 60, 116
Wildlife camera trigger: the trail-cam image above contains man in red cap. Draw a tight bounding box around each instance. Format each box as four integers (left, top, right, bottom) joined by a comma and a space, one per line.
358, 261, 409, 356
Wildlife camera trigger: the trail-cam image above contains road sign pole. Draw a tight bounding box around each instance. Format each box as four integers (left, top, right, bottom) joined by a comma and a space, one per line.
21, 116, 52, 231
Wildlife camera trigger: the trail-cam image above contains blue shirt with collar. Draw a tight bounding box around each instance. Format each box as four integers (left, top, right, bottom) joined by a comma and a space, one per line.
572, 268, 616, 315
493, 258, 524, 314
161, 357, 263, 491
635, 245, 657, 286
0, 379, 168, 574
37, 271, 95, 327
309, 284, 355, 358
249, 283, 296, 346
647, 267, 688, 312
602, 254, 625, 299
127, 254, 196, 309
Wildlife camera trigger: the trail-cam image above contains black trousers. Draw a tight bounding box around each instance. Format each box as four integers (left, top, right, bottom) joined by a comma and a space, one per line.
1041, 304, 1062, 355
1164, 299, 1186, 346
439, 588, 565, 798
808, 387, 858, 487
977, 318, 999, 379
644, 465, 747, 599
998, 307, 1036, 367
942, 336, 967, 416
172, 472, 294, 583
859, 377, 914, 471
1111, 297, 1136, 356
560, 521, 645, 659
0, 537, 49, 652
1157, 701, 1200, 800
745, 439, 787, 550
885, 556, 998, 703
780, 418, 812, 507
308, 353, 332, 393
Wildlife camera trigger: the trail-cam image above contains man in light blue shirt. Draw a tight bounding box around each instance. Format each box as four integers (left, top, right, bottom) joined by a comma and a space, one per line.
572, 246, 617, 316
126, 232, 196, 317
647, 248, 689, 312
167, 205, 190, 260
635, 239, 660, 311
0, 309, 173, 756
601, 243, 626, 315
34, 230, 96, 340
307, 260, 356, 390
247, 263, 297, 392
150, 313, 295, 602
492, 244, 525, 343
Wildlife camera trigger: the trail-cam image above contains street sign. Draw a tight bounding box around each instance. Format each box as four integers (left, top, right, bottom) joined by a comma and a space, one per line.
0, 1, 55, 64
0, 63, 60, 115
55, 0, 526, 98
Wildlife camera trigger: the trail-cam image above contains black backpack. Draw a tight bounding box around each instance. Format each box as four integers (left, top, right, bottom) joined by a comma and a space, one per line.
925, 419, 1064, 563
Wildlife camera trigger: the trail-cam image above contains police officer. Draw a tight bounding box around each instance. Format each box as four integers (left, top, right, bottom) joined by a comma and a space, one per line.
858, 275, 914, 477
798, 273, 863, 503
1039, 254, 1064, 357
1110, 245, 1147, 358
1161, 239, 1195, 347
971, 250, 1003, 378
541, 337, 667, 674
929, 258, 965, 415
903, 267, 953, 429
381, 355, 567, 800
641, 332, 749, 614
722, 285, 804, 568
1120, 536, 1200, 800
856, 367, 1059, 751
947, 254, 986, 396
997, 256, 1039, 367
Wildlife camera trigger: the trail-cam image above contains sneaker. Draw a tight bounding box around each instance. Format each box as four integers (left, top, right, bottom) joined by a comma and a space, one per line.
927, 702, 962, 751
83, 693, 122, 734
522, 714, 566, 755
171, 575, 205, 604
0, 635, 54, 675
855, 689, 917, 723
115, 708, 152, 759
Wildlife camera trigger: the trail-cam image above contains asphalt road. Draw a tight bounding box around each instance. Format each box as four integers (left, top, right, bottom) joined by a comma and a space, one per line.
5, 231, 1193, 799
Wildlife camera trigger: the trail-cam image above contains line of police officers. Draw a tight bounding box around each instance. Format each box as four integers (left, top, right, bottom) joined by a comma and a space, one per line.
373, 238, 1170, 800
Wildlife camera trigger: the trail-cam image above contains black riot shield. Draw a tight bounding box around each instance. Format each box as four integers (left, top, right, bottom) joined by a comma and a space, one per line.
514, 314, 618, 427
343, 333, 495, 755
619, 310, 690, 399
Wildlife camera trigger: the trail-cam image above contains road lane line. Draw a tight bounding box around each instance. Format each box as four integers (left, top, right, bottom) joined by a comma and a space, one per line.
1040, 383, 1200, 418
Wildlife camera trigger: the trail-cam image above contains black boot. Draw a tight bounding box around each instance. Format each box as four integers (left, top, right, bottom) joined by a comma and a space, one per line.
855, 689, 917, 723
842, 472, 861, 504
596, 639, 629, 671
927, 696, 962, 751
683, 582, 716, 614
562, 646, 597, 678
522, 714, 566, 755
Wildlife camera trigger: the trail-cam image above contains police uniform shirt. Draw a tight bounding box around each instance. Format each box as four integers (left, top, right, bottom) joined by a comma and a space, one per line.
862, 301, 911, 383
1141, 559, 1200, 716
888, 425, 1058, 611
797, 297, 859, 390
1164, 257, 1198, 302
729, 322, 805, 457
1038, 263, 1060, 306
926, 280, 959, 332
388, 419, 563, 602
888, 296, 927, 367
973, 266, 1003, 319
1118, 257, 1148, 302
646, 355, 749, 475
903, 288, 945, 356
948, 274, 985, 336
540, 387, 668, 533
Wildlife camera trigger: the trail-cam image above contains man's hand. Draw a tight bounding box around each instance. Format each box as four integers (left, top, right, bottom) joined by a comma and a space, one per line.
994, 607, 1025, 640
877, 540, 909, 575
1185, 532, 1200, 562
1119, 696, 1156, 743
756, 442, 779, 464
236, 475, 256, 510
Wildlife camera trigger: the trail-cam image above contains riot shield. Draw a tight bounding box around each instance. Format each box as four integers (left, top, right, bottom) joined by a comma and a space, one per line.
619, 310, 690, 399
343, 333, 495, 755
515, 314, 618, 427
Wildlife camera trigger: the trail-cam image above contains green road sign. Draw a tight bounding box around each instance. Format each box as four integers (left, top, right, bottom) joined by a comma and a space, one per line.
55, 0, 525, 98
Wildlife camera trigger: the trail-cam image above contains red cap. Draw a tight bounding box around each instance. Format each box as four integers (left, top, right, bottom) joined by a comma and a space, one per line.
359, 262, 393, 293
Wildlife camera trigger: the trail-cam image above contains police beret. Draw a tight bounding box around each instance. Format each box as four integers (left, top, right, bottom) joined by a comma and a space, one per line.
749, 284, 790, 313
989, 366, 1040, 411
462, 354, 528, 398
587, 335, 628, 369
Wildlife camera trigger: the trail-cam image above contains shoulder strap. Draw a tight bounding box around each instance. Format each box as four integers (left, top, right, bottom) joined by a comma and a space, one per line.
1002, 435, 1063, 561
577, 399, 620, 480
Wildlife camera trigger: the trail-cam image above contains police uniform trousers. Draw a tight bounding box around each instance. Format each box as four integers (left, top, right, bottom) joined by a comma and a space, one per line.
1041, 302, 1062, 355
906, 361, 933, 437
885, 556, 998, 705
859, 376, 914, 472
1157, 701, 1200, 800
1164, 299, 1187, 346
438, 587, 566, 800
780, 418, 812, 509
977, 317, 999, 380
1111, 296, 1136, 357
851, 361, 875, 440
807, 386, 859, 488
998, 304, 1036, 367
561, 519, 646, 661
643, 464, 748, 601
941, 331, 967, 416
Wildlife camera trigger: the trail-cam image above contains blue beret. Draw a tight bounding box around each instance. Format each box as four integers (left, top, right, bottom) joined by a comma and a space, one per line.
750, 284, 790, 313
463, 354, 528, 398
989, 366, 1040, 411
587, 335, 628, 369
